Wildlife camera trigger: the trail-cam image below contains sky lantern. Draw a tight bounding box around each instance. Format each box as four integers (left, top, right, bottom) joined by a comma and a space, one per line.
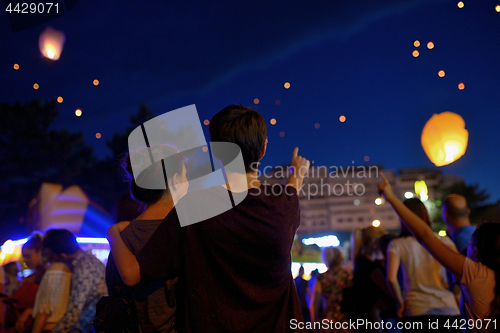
39, 27, 66, 60
421, 112, 468, 167
414, 180, 428, 201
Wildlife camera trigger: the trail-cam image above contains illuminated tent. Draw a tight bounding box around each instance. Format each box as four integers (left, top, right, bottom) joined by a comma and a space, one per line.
29, 182, 113, 237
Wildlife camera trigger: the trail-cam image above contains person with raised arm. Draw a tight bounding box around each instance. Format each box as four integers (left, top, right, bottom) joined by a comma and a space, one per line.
378, 172, 500, 333
107, 104, 310, 333
385, 198, 460, 331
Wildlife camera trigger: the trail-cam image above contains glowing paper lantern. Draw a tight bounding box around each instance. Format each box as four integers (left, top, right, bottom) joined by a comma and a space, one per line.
421, 112, 468, 166
414, 181, 428, 197
39, 27, 66, 60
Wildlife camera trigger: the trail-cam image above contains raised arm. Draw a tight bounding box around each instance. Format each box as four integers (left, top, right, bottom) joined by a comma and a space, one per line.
106, 222, 141, 286
286, 147, 310, 192
378, 173, 466, 278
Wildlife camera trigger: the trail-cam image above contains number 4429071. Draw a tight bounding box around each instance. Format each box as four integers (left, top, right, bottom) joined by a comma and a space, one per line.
5, 3, 59, 14
444, 319, 496, 330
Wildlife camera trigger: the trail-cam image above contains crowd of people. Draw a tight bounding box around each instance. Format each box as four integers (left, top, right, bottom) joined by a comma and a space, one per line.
0, 230, 106, 333
1, 104, 499, 333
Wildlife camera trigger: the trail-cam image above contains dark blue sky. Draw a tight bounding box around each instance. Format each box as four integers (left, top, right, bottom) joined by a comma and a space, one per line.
2, 0, 500, 202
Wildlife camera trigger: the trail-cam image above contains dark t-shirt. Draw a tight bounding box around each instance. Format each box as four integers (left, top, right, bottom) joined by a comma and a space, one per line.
137, 184, 306, 333
294, 276, 309, 309
353, 256, 395, 320
106, 219, 179, 333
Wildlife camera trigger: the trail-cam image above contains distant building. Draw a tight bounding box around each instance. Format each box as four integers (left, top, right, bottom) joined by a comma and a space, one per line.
259, 164, 462, 238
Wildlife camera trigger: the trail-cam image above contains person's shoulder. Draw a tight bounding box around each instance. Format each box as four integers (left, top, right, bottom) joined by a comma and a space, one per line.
174, 186, 226, 209
257, 183, 299, 201
461, 257, 494, 287
339, 267, 352, 277
388, 236, 404, 248
78, 250, 105, 269
458, 225, 477, 237
47, 262, 71, 272
464, 257, 493, 275
437, 234, 457, 247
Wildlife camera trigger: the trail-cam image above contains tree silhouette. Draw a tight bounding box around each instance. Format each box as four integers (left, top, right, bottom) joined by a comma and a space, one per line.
0, 100, 97, 239
106, 104, 155, 160
0, 101, 158, 241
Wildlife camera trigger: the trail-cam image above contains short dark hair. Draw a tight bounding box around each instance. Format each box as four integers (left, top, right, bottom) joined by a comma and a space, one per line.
4, 261, 20, 276
42, 229, 80, 255
443, 195, 468, 219
209, 105, 267, 173
121, 145, 185, 204
22, 234, 42, 252
400, 198, 432, 237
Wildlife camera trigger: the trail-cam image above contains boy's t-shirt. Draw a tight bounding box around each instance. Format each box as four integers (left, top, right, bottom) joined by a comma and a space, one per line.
460, 257, 496, 333
137, 184, 305, 333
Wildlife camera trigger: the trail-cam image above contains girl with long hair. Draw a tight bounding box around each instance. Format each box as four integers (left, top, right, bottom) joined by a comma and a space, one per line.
379, 173, 500, 333
386, 198, 460, 331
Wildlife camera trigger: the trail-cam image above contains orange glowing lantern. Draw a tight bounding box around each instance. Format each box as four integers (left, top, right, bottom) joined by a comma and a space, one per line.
39, 27, 66, 60
421, 112, 468, 167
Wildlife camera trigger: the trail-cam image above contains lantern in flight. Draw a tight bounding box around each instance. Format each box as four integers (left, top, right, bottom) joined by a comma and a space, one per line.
421, 112, 468, 167
39, 27, 66, 60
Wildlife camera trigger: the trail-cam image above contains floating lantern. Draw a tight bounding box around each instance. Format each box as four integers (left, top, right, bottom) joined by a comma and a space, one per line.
38, 27, 66, 60
421, 112, 468, 166
414, 181, 428, 200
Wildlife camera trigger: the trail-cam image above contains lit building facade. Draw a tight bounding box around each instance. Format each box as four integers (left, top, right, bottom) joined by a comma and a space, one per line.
259, 164, 462, 238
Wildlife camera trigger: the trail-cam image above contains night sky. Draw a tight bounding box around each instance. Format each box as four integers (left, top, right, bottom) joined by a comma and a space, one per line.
2, 0, 500, 203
